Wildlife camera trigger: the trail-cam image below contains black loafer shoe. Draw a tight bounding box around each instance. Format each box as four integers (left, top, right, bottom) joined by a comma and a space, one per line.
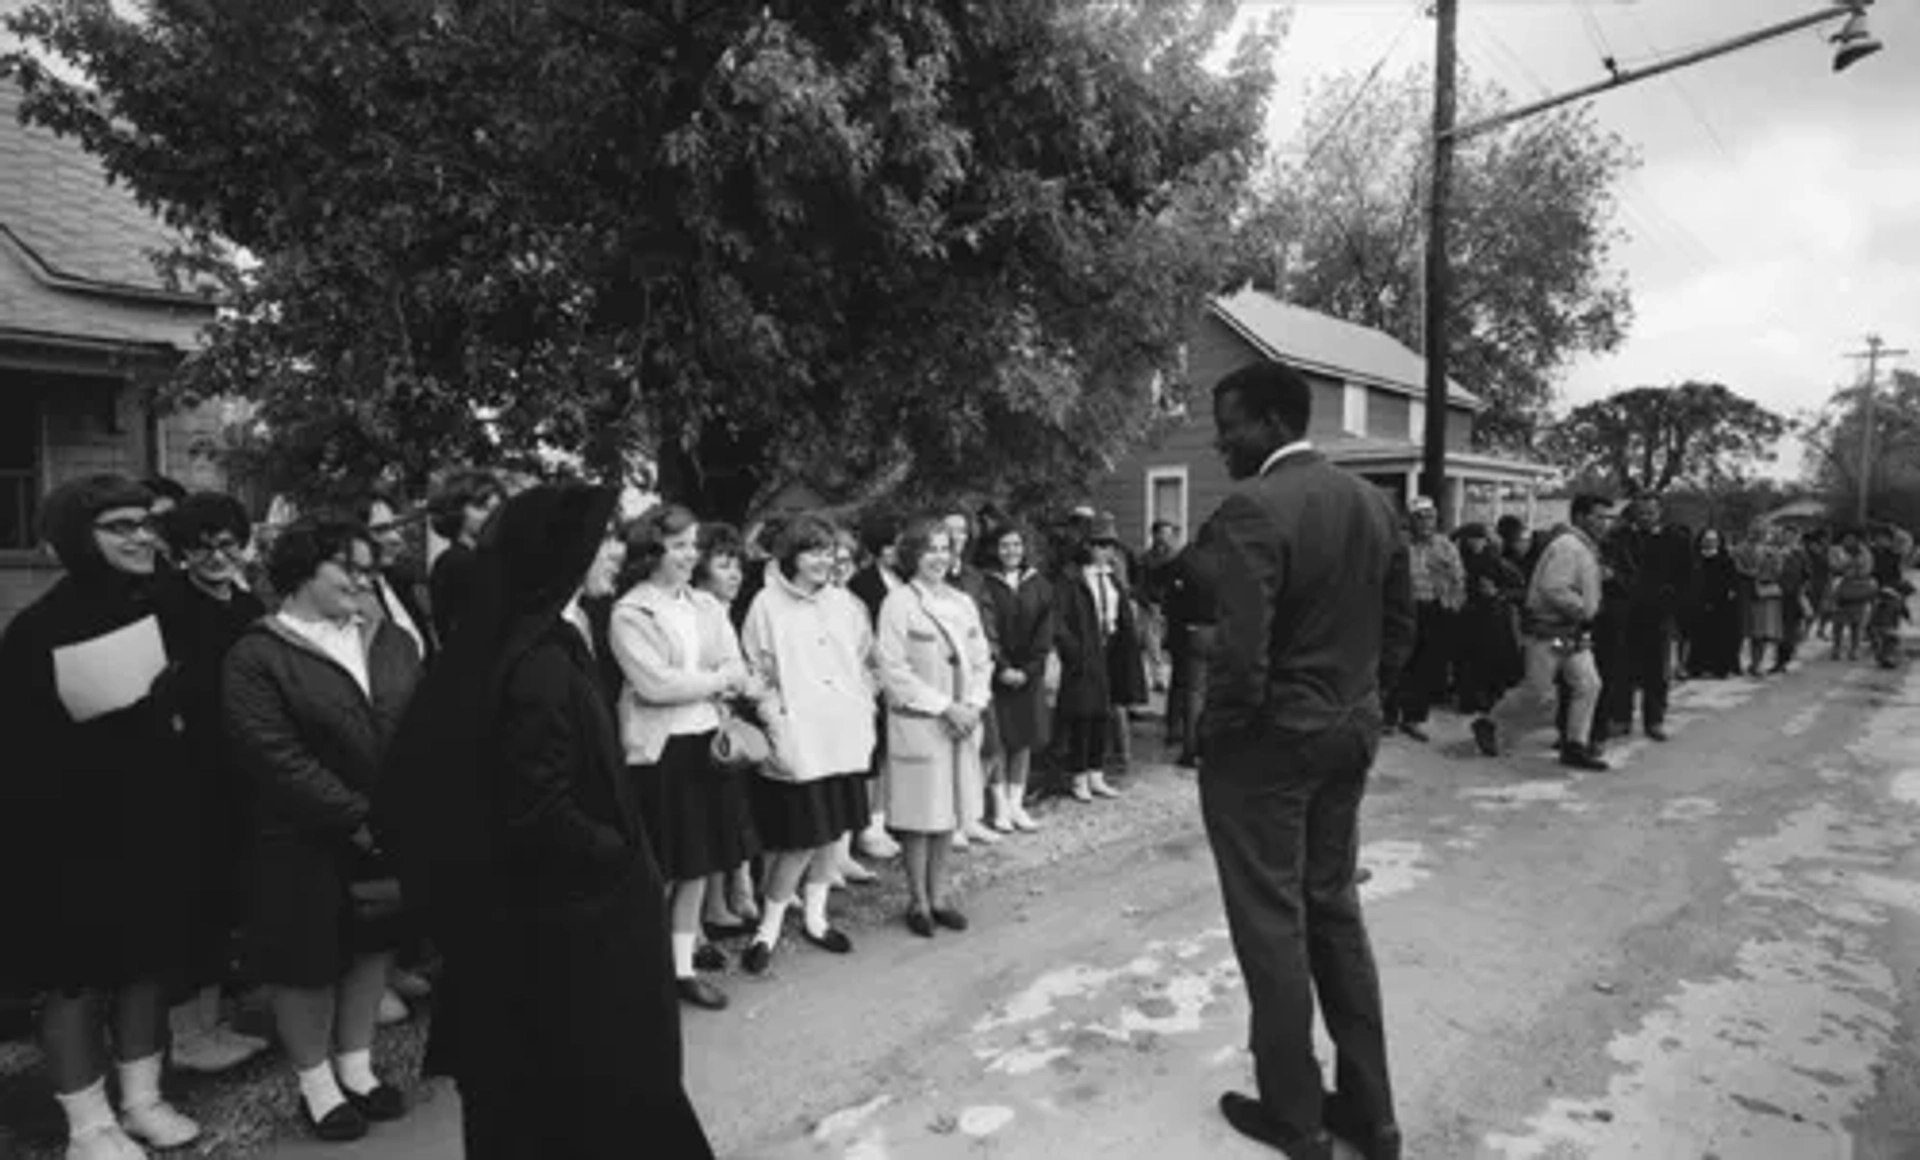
1645, 725, 1669, 742
930, 907, 969, 932
693, 943, 727, 972
344, 1083, 407, 1123
742, 939, 774, 975
906, 910, 935, 938
677, 977, 729, 1010
1322, 1093, 1402, 1160
803, 927, 853, 954
1471, 717, 1499, 757
303, 1100, 369, 1143
1217, 1092, 1332, 1159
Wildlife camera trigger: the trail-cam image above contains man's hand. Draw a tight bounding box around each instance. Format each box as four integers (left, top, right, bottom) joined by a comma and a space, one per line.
996, 668, 1028, 689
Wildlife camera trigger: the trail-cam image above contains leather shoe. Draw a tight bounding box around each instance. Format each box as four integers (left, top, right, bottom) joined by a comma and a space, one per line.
742, 939, 774, 975
344, 1083, 408, 1123
303, 1100, 368, 1143
906, 910, 935, 938
1471, 717, 1498, 757
1645, 724, 1669, 742
1322, 1092, 1402, 1160
677, 977, 729, 1011
930, 907, 969, 932
693, 943, 727, 972
803, 927, 853, 954
1397, 722, 1429, 743
1559, 744, 1609, 772
1217, 1093, 1333, 1158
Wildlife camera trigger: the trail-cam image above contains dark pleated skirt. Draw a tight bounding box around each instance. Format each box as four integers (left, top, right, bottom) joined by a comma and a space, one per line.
630, 732, 756, 883
246, 835, 409, 989
750, 772, 868, 853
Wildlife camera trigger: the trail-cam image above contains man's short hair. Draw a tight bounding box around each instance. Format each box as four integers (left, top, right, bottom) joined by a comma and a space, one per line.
1570, 493, 1613, 522
1214, 360, 1313, 438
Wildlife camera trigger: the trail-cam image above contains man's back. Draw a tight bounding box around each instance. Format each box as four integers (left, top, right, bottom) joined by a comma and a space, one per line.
1202, 451, 1413, 739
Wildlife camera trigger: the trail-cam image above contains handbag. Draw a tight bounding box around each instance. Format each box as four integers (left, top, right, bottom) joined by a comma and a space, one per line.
710, 701, 771, 770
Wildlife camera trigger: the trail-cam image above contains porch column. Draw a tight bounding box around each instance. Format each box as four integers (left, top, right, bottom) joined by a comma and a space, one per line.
1447, 473, 1466, 530
1526, 480, 1539, 528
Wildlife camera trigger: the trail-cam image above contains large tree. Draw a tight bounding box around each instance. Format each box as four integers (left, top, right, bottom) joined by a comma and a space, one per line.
1542, 382, 1787, 495
4, 0, 1278, 520
1802, 368, 1920, 528
1230, 66, 1635, 449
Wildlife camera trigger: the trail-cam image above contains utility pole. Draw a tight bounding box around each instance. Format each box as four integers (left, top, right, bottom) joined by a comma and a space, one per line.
1420, 0, 1459, 513
1848, 334, 1910, 525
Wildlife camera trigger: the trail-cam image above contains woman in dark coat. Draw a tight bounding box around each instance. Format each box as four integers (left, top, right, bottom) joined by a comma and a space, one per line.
1683, 528, 1743, 678
1452, 523, 1525, 734
0, 474, 204, 1157
377, 483, 714, 1160
158, 491, 273, 1075
224, 514, 423, 1142
426, 468, 504, 646
982, 520, 1053, 831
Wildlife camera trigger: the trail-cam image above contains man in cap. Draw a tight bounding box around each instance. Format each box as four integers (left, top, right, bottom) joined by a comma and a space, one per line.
1383, 496, 1463, 742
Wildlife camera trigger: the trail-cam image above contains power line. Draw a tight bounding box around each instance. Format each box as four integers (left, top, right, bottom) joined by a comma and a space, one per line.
1296, 10, 1419, 172
1622, 5, 1737, 168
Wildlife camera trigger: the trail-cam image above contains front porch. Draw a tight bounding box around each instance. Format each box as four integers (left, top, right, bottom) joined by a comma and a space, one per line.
1323, 437, 1558, 528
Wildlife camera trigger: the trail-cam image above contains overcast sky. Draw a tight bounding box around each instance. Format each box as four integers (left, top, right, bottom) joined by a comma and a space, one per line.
1244, 0, 1918, 479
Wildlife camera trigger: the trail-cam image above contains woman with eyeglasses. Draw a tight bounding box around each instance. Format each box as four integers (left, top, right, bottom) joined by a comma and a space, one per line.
157, 492, 274, 1076
0, 474, 206, 1159
222, 514, 423, 1142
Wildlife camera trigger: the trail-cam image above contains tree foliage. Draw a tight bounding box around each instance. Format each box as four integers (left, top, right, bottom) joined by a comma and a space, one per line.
1802, 368, 1920, 529
4, 0, 1278, 520
1229, 66, 1635, 449
1542, 382, 1787, 495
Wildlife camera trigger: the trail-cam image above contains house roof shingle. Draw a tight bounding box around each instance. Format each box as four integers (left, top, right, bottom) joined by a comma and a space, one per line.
0, 78, 212, 353
1210, 288, 1482, 411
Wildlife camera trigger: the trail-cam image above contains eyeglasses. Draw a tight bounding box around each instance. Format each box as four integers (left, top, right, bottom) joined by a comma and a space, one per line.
326, 557, 376, 582
188, 535, 246, 557
94, 516, 158, 539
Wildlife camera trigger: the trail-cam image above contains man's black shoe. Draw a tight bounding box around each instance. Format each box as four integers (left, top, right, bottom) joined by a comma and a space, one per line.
1322, 1093, 1403, 1160
1645, 724, 1669, 742
1217, 1093, 1334, 1158
1471, 717, 1498, 757
677, 977, 729, 1010
1397, 722, 1429, 743
1559, 744, 1609, 772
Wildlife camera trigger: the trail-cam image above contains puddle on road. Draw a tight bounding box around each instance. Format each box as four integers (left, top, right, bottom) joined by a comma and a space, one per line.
1487, 667, 1920, 1158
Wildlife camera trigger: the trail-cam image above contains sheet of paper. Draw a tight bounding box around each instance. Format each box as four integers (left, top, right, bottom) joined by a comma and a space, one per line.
51, 615, 168, 724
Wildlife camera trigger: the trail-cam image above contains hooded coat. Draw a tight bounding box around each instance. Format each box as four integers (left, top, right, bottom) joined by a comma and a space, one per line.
377, 483, 712, 1160
0, 474, 195, 990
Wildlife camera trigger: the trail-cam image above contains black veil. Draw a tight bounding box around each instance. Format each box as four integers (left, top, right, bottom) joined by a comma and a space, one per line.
376, 482, 618, 924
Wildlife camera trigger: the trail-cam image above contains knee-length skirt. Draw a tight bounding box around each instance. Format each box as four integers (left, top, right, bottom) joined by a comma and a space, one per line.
630, 732, 757, 883
750, 772, 866, 852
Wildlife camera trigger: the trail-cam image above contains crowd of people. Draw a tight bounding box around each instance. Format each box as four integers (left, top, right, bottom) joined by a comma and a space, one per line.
1, 450, 1911, 1160
0, 468, 1175, 1159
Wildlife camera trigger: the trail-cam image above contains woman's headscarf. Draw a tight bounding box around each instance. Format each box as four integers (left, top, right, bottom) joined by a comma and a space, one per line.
376, 482, 617, 922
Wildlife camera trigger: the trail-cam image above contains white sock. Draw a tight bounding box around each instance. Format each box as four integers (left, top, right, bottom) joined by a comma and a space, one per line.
803, 882, 832, 938
333, 1048, 377, 1096
755, 897, 792, 947
297, 1062, 346, 1120
116, 1052, 164, 1111
56, 1077, 115, 1139
670, 932, 697, 979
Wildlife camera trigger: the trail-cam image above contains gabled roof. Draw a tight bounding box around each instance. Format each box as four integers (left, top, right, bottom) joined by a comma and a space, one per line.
0, 78, 213, 353
1210, 288, 1482, 411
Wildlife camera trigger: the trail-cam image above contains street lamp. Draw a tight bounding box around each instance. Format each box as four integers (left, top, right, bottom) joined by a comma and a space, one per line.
1419, 2, 1886, 512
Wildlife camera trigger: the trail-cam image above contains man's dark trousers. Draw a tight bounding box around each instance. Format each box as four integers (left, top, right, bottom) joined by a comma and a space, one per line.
1621, 613, 1670, 730
1199, 713, 1394, 1139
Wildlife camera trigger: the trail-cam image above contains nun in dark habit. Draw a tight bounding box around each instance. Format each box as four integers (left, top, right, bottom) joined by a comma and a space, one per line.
377, 482, 714, 1159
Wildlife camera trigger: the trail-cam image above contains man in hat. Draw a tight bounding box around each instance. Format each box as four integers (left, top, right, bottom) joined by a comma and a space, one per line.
1197, 359, 1413, 1160
1383, 496, 1464, 742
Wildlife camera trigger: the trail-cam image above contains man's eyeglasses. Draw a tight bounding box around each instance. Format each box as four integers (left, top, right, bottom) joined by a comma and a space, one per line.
94, 516, 158, 539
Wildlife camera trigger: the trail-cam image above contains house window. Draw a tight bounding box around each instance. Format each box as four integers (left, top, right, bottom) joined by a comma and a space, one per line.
1145, 465, 1189, 545
1341, 383, 1369, 436
0, 391, 41, 551
1410, 399, 1427, 443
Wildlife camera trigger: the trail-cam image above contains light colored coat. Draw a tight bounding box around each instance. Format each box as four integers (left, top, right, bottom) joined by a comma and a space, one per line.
609, 584, 742, 766
1526, 526, 1603, 636
739, 569, 877, 784
875, 580, 992, 833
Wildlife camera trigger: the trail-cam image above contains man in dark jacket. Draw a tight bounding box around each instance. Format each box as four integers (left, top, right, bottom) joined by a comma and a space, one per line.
1597, 494, 1691, 743
1196, 359, 1414, 1160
